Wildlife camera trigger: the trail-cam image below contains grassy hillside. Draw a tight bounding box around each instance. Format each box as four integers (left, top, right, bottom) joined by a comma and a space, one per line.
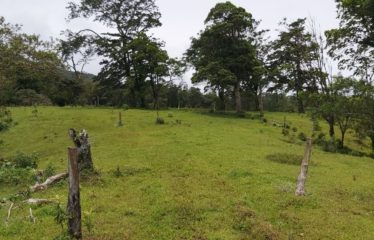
0, 107, 374, 239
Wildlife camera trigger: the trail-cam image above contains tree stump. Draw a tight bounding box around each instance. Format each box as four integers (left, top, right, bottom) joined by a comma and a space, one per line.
67, 147, 82, 239
295, 138, 313, 196
68, 129, 94, 171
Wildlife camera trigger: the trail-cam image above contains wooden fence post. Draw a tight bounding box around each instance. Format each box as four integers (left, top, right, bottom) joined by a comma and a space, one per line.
67, 147, 82, 239
295, 138, 313, 196
118, 111, 123, 126
69, 129, 94, 171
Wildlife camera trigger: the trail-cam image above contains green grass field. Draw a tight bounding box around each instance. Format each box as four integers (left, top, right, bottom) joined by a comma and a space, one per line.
1, 107, 374, 239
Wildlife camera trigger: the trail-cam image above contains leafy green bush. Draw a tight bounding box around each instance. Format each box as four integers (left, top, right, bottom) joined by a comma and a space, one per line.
282, 128, 289, 136
0, 168, 35, 185
314, 132, 326, 145
0, 153, 39, 185
298, 132, 307, 141
156, 117, 165, 124
0, 107, 13, 132
312, 119, 322, 131
168, 112, 173, 118
13, 152, 38, 169
43, 163, 56, 181
321, 138, 339, 153
122, 104, 130, 110
31, 106, 38, 117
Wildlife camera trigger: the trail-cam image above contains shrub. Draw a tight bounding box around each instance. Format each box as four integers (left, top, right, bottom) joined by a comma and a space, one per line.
321, 139, 338, 153
156, 117, 165, 125
168, 112, 173, 118
122, 104, 130, 110
298, 132, 307, 141
312, 119, 322, 131
31, 106, 38, 117
314, 132, 326, 145
0, 107, 13, 132
16, 89, 52, 105
282, 128, 289, 136
0, 153, 38, 186
43, 163, 56, 181
262, 118, 268, 123
236, 111, 246, 118
13, 152, 38, 169
0, 168, 35, 185
292, 127, 298, 132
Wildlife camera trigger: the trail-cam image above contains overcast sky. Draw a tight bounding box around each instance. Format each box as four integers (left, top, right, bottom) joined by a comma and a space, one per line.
0, 0, 340, 82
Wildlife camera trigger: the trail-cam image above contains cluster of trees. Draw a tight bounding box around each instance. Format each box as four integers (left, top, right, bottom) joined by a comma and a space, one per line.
1, 0, 374, 148
185, 0, 374, 151
0, 16, 100, 106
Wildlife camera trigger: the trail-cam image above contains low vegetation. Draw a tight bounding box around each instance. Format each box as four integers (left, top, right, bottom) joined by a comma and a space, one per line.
0, 107, 373, 239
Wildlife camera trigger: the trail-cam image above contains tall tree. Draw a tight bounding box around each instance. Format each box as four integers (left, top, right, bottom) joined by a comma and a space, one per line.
67, 0, 162, 107
129, 34, 169, 112
185, 2, 258, 113
309, 20, 335, 137
326, 0, 374, 83
353, 80, 374, 151
269, 18, 320, 113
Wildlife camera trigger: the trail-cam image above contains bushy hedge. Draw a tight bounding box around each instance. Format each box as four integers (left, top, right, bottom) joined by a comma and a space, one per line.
0, 152, 39, 186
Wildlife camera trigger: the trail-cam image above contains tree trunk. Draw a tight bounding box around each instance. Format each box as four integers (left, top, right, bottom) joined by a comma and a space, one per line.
328, 119, 335, 137
296, 92, 305, 113
234, 81, 242, 113
67, 147, 82, 239
341, 131, 346, 148
295, 138, 312, 196
68, 129, 94, 171
118, 111, 123, 127
369, 134, 374, 152
258, 91, 264, 117
218, 89, 226, 111
140, 96, 146, 108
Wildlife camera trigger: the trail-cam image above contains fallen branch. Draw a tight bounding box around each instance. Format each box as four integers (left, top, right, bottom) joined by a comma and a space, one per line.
5, 202, 14, 226
24, 199, 56, 205
30, 172, 68, 192
29, 208, 36, 223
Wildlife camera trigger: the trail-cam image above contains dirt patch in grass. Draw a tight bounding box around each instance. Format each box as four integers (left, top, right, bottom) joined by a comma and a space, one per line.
233, 204, 283, 240
266, 153, 303, 165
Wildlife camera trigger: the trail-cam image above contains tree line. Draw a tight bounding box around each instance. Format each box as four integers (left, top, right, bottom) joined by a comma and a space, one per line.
1, 0, 374, 148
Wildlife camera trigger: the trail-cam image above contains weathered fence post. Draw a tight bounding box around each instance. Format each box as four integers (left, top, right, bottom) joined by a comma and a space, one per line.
69, 129, 94, 171
118, 111, 123, 127
295, 138, 313, 196
67, 147, 82, 239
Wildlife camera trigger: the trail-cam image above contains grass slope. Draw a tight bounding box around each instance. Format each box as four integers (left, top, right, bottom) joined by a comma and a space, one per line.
0, 107, 374, 239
